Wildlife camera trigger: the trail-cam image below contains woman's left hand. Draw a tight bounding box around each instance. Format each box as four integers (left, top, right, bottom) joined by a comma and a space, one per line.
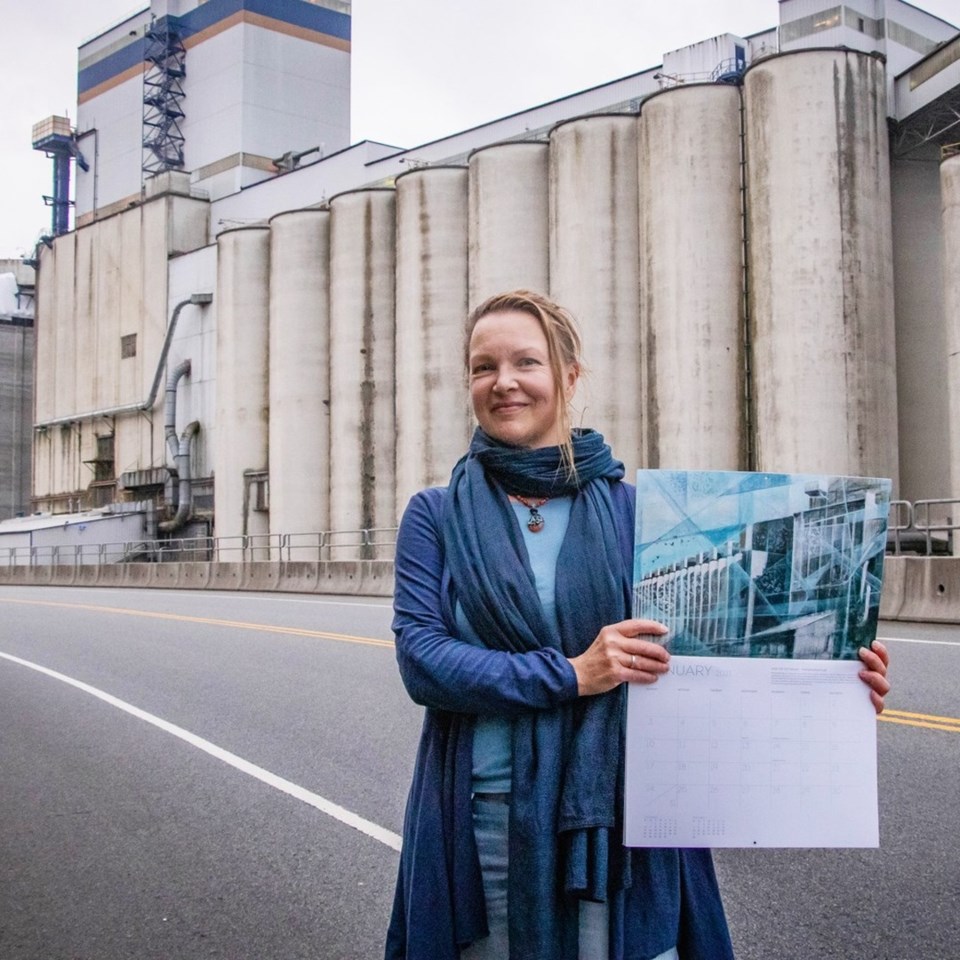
858, 640, 890, 715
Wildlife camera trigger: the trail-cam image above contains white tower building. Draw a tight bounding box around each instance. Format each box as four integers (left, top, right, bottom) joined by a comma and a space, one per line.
74, 0, 351, 226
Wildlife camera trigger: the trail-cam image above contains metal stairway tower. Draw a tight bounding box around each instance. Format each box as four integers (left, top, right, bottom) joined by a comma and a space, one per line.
142, 16, 187, 177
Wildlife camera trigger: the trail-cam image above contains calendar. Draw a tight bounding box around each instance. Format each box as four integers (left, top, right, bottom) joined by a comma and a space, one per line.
623, 656, 879, 848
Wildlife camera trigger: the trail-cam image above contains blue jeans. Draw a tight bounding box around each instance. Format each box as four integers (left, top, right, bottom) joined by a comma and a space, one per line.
461, 796, 679, 960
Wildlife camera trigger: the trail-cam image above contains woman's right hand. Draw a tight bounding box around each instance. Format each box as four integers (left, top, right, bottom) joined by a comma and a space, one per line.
568, 619, 671, 697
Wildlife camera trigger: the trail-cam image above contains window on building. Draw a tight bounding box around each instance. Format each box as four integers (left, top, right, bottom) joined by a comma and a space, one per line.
780, 7, 843, 44
121, 333, 137, 358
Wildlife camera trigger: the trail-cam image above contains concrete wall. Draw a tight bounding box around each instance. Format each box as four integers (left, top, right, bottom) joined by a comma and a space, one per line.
33, 187, 210, 514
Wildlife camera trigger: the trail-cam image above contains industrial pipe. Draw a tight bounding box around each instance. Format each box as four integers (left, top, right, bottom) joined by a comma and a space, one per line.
158, 420, 200, 533
164, 358, 192, 463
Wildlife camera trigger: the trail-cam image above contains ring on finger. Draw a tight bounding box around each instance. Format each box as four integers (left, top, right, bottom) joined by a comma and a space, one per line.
630, 654, 637, 669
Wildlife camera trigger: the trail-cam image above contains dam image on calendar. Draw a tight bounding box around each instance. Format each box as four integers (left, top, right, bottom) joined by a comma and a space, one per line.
633, 471, 892, 660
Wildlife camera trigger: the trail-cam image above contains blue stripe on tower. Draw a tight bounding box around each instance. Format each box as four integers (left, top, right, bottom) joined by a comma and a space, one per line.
78, 0, 350, 96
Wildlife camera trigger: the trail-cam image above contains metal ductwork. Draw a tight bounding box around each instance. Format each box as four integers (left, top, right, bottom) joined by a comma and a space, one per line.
158, 420, 200, 533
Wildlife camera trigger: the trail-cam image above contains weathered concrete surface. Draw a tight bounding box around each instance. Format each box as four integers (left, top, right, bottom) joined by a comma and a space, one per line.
268, 209, 332, 547
329, 190, 397, 543
394, 167, 471, 513
0, 561, 394, 598
746, 50, 899, 483
549, 115, 642, 476
880, 556, 960, 623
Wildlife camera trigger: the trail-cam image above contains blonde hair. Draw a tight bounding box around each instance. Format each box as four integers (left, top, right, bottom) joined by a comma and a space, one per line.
466, 290, 584, 476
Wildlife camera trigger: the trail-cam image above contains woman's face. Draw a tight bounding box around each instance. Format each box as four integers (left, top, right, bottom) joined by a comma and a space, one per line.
468, 309, 578, 449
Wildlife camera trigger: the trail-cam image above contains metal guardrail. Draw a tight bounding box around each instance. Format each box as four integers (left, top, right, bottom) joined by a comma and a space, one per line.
0, 527, 399, 568
1, 499, 956, 568
887, 499, 957, 556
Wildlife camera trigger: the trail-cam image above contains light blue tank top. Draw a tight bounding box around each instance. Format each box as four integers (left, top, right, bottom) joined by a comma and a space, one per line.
455, 496, 572, 792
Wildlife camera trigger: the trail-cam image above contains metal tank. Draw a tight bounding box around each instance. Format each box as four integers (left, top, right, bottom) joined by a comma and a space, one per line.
639, 84, 746, 471
328, 188, 397, 550
215, 226, 271, 554
468, 141, 549, 307
394, 166, 471, 511
941, 152, 960, 501
745, 49, 899, 484
548, 115, 643, 475
268, 208, 331, 557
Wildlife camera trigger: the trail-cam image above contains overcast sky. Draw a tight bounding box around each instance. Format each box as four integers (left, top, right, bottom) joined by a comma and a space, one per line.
3, 0, 958, 258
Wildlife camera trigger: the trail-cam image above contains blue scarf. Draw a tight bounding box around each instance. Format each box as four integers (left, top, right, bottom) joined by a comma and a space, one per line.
443, 428, 633, 958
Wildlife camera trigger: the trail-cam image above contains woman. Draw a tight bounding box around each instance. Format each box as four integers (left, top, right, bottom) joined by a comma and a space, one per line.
386, 290, 890, 960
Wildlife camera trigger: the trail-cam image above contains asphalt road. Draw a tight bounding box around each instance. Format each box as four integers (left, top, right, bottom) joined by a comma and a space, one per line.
0, 586, 957, 960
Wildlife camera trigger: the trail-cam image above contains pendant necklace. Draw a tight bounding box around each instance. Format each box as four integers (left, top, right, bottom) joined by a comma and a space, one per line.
513, 494, 550, 533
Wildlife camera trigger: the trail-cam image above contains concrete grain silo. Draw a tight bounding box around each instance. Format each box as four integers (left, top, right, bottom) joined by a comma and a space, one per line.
549, 115, 643, 473
941, 152, 960, 499
394, 167, 471, 510
745, 49, 899, 485
268, 209, 331, 556
329, 189, 397, 545
215, 226, 271, 554
468, 142, 550, 307
638, 84, 745, 471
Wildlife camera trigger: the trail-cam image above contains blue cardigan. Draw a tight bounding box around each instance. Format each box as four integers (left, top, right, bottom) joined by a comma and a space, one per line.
386, 484, 734, 960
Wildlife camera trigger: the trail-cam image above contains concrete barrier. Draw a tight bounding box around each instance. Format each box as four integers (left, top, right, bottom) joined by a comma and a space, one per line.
0, 560, 395, 598
241, 561, 282, 592
879, 556, 906, 619
2, 557, 957, 615
178, 562, 213, 589
893, 556, 960, 623
209, 563, 245, 591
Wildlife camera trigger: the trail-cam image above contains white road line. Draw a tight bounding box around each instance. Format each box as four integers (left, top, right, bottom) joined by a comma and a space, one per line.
876, 635, 960, 647
0, 650, 402, 853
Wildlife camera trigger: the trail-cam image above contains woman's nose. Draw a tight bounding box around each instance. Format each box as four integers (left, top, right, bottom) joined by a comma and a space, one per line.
492, 367, 517, 392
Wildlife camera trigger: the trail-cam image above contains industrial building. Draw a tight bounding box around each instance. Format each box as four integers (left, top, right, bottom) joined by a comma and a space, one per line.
10, 0, 960, 565
0, 260, 34, 520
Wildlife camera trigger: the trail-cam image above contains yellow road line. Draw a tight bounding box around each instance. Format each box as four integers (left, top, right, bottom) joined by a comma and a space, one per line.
878, 714, 960, 733
0, 597, 394, 649
3, 599, 959, 728
883, 708, 960, 726
879, 708, 960, 733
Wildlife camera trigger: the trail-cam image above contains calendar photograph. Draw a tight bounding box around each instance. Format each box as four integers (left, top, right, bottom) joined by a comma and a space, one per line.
633, 470, 892, 660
